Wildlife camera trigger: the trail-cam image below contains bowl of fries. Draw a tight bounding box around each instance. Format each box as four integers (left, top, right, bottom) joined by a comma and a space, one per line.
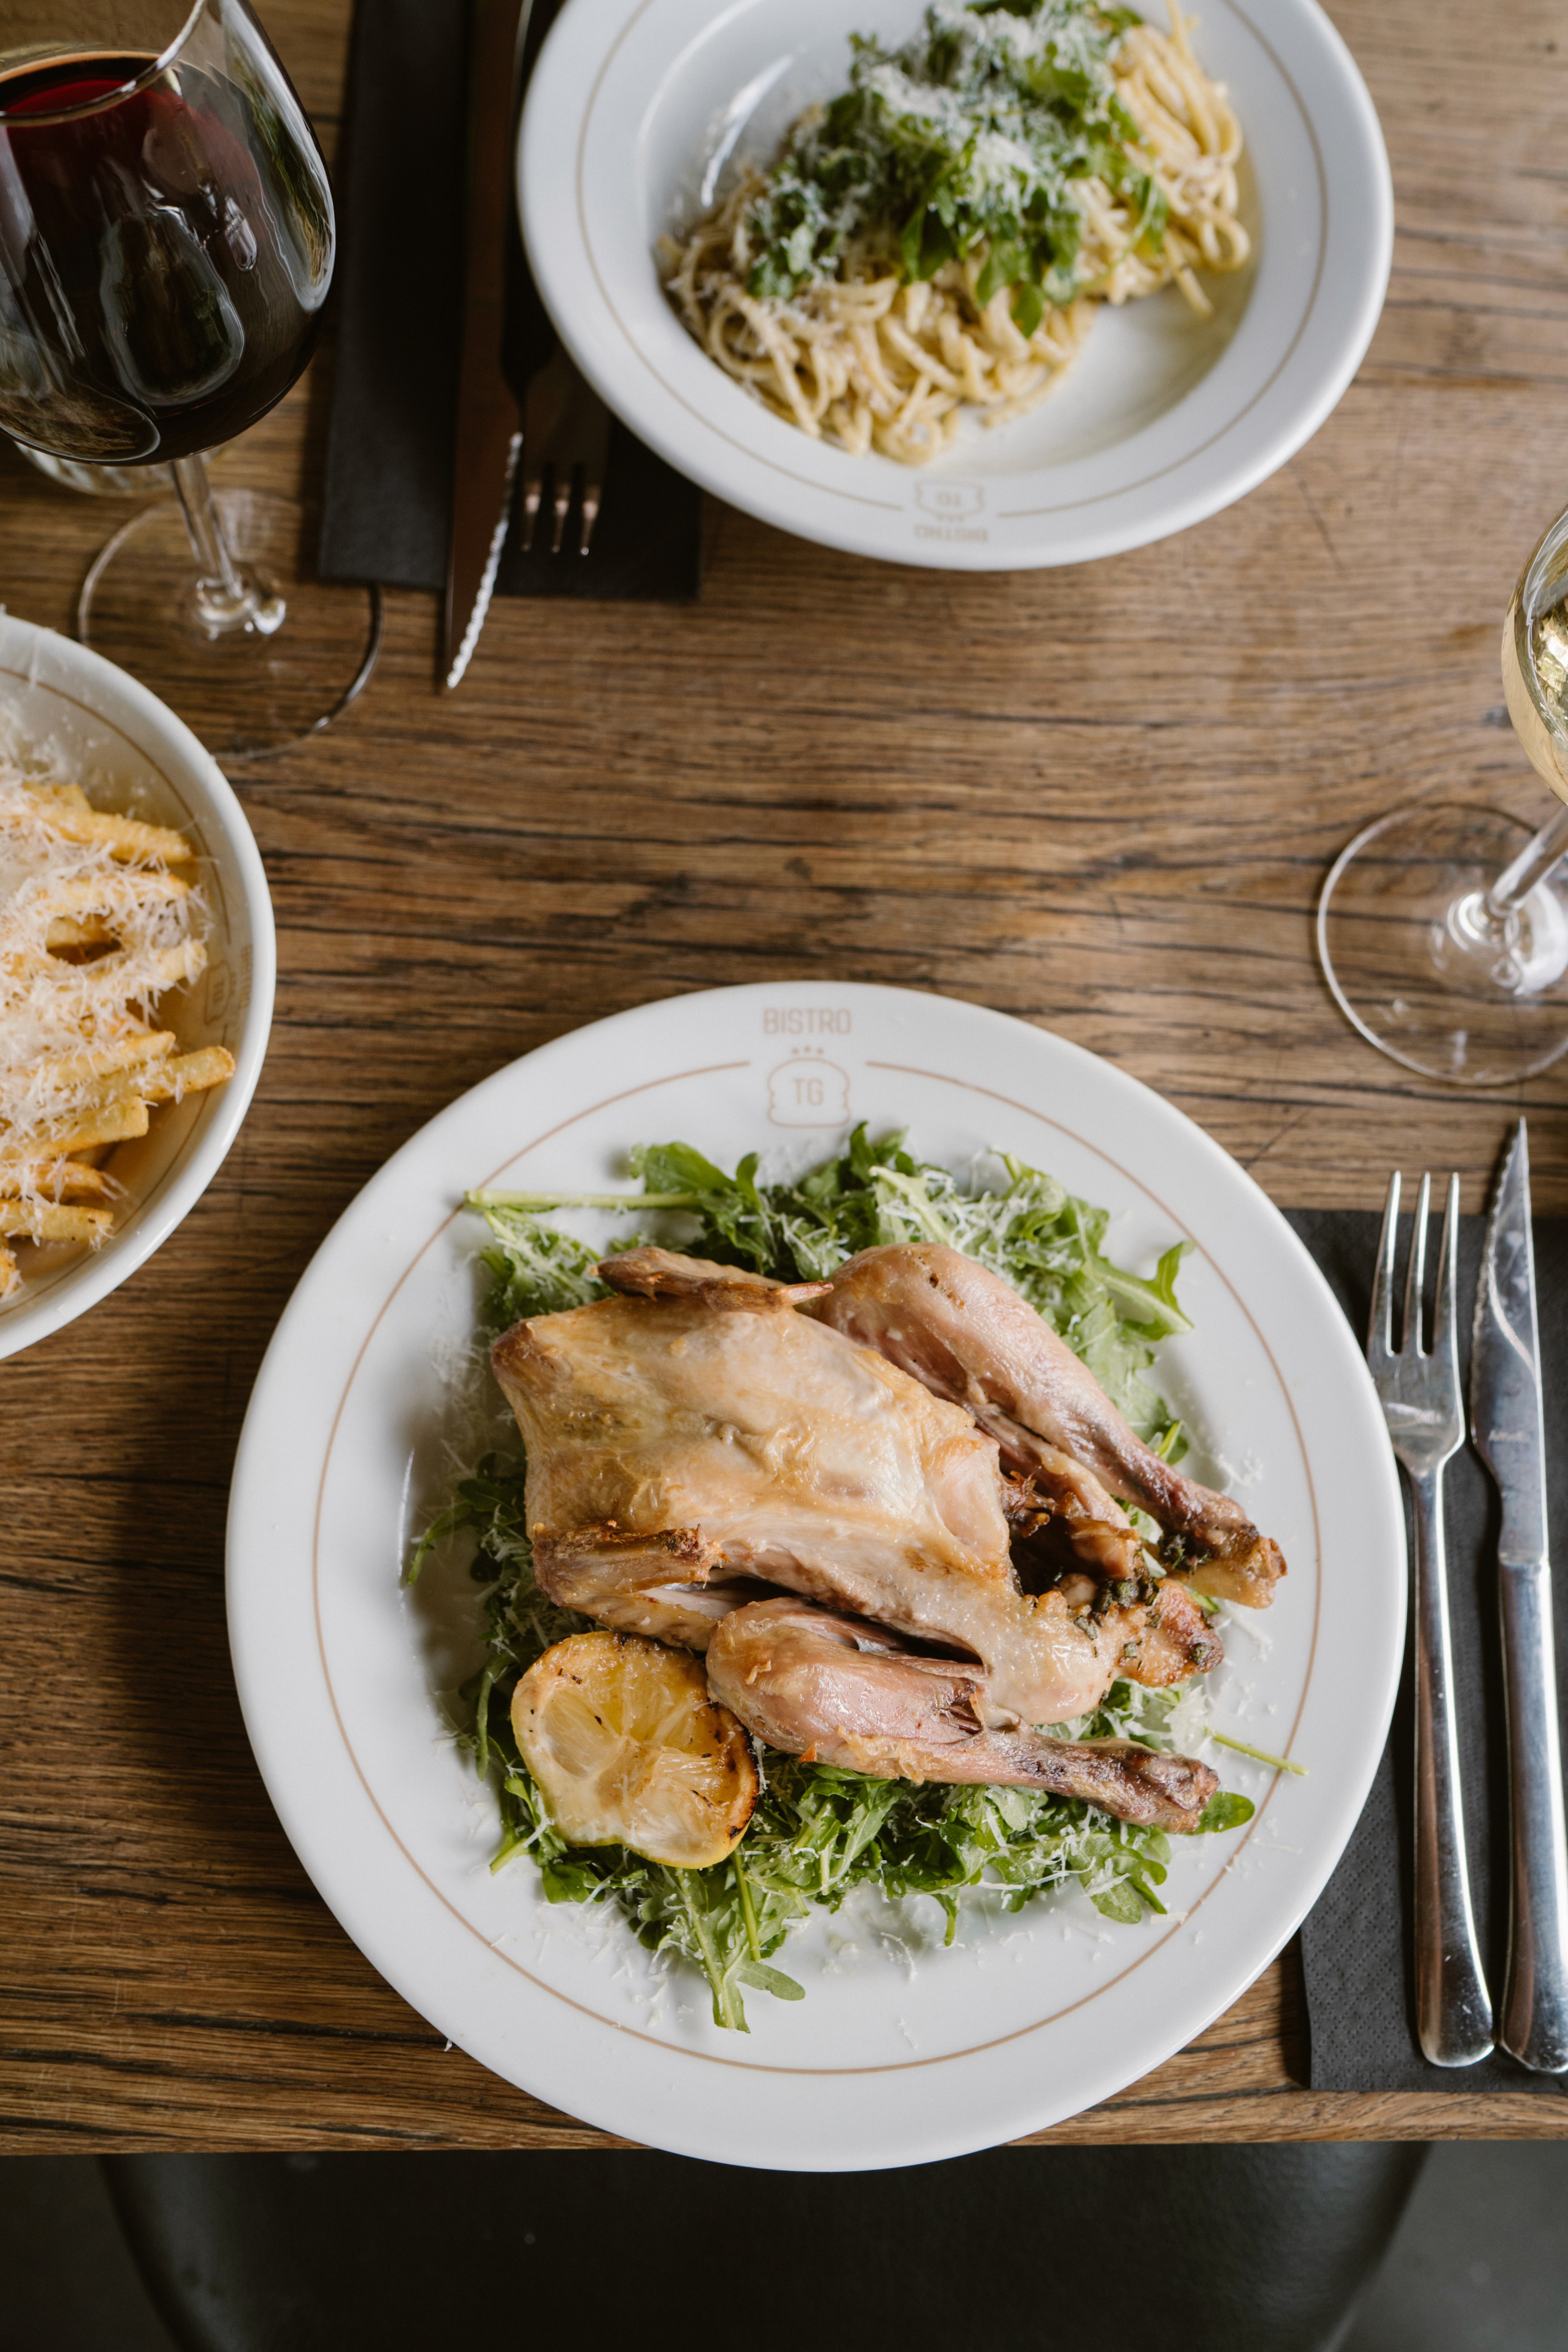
0, 614, 274, 1360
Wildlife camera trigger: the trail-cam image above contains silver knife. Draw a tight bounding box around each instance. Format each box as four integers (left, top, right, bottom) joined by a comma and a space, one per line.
442, 0, 531, 690
1471, 1117, 1568, 2071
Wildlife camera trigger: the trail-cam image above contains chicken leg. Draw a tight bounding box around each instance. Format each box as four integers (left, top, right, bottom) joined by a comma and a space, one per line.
813, 1244, 1285, 1607
706, 1597, 1221, 1834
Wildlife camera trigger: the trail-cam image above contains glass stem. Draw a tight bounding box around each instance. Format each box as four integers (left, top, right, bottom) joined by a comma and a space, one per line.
1485, 798, 1568, 919
170, 455, 286, 637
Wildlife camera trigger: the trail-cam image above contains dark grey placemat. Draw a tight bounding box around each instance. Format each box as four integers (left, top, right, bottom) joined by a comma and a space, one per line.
1291, 1208, 1568, 2096
318, 0, 702, 604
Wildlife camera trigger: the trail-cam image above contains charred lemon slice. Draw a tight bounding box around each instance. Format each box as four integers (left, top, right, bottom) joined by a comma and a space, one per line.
511, 1631, 758, 1869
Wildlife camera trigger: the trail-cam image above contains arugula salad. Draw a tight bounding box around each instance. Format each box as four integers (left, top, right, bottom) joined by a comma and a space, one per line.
409, 1128, 1254, 2033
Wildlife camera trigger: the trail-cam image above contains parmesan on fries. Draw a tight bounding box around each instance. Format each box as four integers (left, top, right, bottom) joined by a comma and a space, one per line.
1, 751, 236, 1298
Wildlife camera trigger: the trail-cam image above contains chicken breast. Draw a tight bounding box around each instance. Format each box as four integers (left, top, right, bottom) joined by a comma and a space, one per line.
491, 1248, 1165, 1726
813, 1244, 1285, 1607
706, 1597, 1221, 1834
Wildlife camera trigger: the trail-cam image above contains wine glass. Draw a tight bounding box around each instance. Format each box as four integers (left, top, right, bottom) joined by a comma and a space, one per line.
0, 0, 379, 757
1318, 501, 1568, 1086
9, 437, 160, 491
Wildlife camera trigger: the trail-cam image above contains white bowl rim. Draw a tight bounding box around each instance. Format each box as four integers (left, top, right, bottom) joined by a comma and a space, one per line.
0, 613, 277, 1360
518, 0, 1394, 572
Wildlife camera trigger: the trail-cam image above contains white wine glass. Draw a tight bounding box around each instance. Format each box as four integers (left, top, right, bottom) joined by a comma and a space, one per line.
1318, 500, 1568, 1086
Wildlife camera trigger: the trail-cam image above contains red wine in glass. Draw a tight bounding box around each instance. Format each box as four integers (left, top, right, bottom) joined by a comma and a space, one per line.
0, 44, 329, 465
0, 0, 378, 758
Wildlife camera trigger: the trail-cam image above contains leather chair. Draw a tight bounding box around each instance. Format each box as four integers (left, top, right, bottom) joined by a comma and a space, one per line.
103, 2142, 1426, 2352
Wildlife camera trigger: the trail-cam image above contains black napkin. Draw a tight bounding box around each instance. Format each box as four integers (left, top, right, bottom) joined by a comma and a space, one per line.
1291, 1208, 1568, 2096
318, 0, 703, 603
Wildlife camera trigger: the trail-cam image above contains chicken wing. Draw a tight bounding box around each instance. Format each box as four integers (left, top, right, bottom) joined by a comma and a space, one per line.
813, 1244, 1285, 1607
706, 1597, 1221, 1833
491, 1248, 1171, 1726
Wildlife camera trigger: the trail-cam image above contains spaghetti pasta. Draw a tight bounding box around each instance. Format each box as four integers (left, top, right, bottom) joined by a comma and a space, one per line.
661, 3, 1248, 466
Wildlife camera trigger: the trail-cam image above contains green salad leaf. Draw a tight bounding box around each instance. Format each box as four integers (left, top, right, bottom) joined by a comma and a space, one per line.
1197, 1790, 1257, 1833
426, 1127, 1258, 2029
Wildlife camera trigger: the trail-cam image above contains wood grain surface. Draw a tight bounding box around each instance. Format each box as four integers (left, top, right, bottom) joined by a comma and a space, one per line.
4, 0, 1568, 2152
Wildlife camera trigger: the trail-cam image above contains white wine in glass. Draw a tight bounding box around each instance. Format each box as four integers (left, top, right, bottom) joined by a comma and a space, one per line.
1318, 501, 1568, 1086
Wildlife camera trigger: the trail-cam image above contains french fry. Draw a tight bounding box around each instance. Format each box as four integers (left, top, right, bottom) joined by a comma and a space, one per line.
45, 915, 115, 951
77, 1045, 235, 1119
0, 1161, 117, 1203
39, 872, 189, 920
3, 797, 193, 865
72, 937, 206, 994
0, 1238, 16, 1295
136, 1046, 236, 1102
0, 1097, 151, 1160
44, 1033, 175, 1088
0, 1201, 114, 1243
23, 781, 90, 813
149, 939, 206, 988
59, 1162, 116, 1201
12, 1046, 233, 1155
57, 1099, 152, 1153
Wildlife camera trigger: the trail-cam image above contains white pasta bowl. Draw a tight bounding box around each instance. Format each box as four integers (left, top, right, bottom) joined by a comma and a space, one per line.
0, 614, 275, 1361
519, 0, 1392, 569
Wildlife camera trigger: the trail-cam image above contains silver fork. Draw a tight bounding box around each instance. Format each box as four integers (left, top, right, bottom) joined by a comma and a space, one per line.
1369, 1171, 1494, 2066
520, 347, 611, 556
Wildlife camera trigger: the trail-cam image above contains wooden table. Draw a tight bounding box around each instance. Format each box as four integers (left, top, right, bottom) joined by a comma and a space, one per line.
4, 0, 1568, 2153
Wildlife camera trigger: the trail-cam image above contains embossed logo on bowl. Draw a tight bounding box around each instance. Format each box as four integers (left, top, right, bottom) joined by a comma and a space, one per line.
914, 481, 985, 520
768, 1049, 850, 1126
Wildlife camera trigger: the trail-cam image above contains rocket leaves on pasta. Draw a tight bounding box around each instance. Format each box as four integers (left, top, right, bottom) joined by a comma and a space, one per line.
741, 0, 1167, 329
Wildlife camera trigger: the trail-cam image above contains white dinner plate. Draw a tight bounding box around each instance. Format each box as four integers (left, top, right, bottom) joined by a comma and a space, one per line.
518, 0, 1392, 569
227, 982, 1403, 2168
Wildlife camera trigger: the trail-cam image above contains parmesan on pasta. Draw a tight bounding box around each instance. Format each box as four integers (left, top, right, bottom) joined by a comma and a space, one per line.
661, 2, 1248, 466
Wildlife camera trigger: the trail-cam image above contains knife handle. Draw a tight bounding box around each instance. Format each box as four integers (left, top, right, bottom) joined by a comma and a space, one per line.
1409, 1465, 1495, 2065
1499, 1560, 1568, 2071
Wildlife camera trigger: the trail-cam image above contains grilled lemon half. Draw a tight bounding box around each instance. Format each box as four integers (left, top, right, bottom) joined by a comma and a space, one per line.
511, 1631, 758, 1869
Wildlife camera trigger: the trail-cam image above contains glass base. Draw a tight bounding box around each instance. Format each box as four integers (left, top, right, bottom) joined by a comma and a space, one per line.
1318, 802, 1568, 1086
77, 489, 381, 760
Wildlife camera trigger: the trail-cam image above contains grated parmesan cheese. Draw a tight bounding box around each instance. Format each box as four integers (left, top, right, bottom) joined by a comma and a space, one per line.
0, 739, 232, 1295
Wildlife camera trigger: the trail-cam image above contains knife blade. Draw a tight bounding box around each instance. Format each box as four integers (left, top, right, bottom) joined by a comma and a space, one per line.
1471, 1117, 1568, 2071
442, 0, 531, 690
1473, 1121, 1549, 1568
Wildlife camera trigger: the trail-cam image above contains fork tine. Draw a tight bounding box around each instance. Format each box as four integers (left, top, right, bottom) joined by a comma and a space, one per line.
550, 466, 573, 556
1404, 1171, 1432, 1355
520, 457, 544, 554
1433, 1172, 1461, 1365
1369, 1170, 1401, 1365
577, 474, 602, 556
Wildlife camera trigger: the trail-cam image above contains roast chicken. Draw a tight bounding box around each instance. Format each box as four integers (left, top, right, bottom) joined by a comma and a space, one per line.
490, 1238, 1271, 1833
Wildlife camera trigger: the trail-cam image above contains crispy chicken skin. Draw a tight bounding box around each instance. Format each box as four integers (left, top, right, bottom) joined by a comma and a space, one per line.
813, 1244, 1285, 1607
1118, 1576, 1224, 1687
491, 1248, 1187, 1726
706, 1597, 1221, 1834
